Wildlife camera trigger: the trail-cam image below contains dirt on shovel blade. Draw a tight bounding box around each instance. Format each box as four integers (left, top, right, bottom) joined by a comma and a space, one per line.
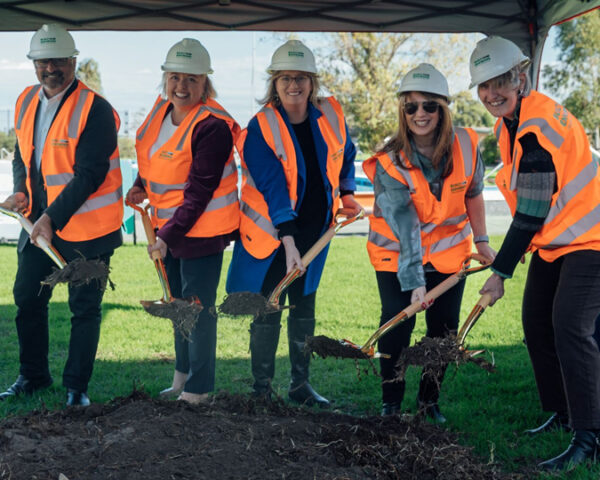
142, 299, 203, 339
393, 335, 495, 382
306, 335, 372, 360
0, 389, 528, 480
218, 291, 281, 317
41, 257, 112, 290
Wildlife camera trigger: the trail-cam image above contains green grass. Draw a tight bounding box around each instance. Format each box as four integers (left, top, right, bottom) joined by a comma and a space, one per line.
0, 237, 597, 479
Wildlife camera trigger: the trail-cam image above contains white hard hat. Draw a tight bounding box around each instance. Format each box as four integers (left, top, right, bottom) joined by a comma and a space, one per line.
267, 40, 317, 74
27, 24, 79, 60
398, 63, 449, 99
161, 38, 213, 75
469, 36, 530, 88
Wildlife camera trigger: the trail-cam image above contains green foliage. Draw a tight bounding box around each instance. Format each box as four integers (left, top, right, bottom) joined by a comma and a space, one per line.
118, 136, 136, 160
451, 91, 495, 127
0, 129, 16, 151
542, 10, 600, 132
76, 58, 103, 95
319, 33, 475, 154
1, 238, 599, 477
481, 133, 501, 166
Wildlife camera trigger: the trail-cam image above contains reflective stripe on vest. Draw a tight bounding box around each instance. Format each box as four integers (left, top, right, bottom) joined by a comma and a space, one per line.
240, 200, 279, 240
544, 203, 600, 249
68, 89, 91, 139
16, 85, 41, 130
368, 228, 400, 252
46, 157, 120, 186
319, 98, 343, 145
137, 99, 168, 141
75, 186, 122, 215
176, 104, 235, 151
429, 222, 472, 255
153, 189, 239, 220
455, 127, 474, 177
259, 106, 288, 162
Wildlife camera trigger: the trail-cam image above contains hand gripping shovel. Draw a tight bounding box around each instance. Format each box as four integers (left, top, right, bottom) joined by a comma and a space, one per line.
0, 203, 110, 289
126, 201, 202, 338
306, 254, 491, 360
219, 208, 365, 317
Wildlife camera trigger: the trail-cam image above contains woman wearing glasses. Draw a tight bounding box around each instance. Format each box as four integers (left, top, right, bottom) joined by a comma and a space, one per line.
363, 63, 495, 420
226, 40, 361, 407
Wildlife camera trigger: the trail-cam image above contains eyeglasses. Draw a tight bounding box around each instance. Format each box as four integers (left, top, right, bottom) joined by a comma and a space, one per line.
404, 101, 440, 115
34, 58, 71, 68
277, 75, 310, 87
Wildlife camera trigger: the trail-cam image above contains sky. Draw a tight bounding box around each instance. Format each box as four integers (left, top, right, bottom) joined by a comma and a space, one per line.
0, 28, 559, 135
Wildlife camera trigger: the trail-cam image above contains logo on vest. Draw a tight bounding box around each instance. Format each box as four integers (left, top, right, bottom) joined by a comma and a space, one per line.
51, 138, 69, 148
331, 148, 343, 163
159, 150, 174, 160
450, 180, 467, 193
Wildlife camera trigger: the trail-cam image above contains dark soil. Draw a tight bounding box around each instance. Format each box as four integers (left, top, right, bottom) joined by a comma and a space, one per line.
394, 336, 495, 382
41, 257, 112, 290
217, 291, 286, 317
141, 298, 204, 339
306, 335, 372, 360
0, 390, 527, 480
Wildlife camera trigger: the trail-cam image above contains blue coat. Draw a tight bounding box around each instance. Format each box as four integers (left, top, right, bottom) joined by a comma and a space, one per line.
226, 101, 356, 296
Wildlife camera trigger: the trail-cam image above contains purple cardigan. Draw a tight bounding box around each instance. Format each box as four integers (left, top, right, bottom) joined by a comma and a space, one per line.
134, 113, 237, 258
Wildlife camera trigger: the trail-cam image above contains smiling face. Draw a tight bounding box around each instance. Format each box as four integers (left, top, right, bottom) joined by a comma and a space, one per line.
477, 73, 525, 119
403, 92, 440, 143
274, 70, 312, 114
166, 72, 206, 115
34, 57, 76, 98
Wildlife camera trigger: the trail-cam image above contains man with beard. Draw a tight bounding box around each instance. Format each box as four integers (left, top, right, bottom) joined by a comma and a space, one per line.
0, 24, 123, 407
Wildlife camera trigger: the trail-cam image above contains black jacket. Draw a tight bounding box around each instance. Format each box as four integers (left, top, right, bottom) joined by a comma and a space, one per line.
13, 80, 122, 260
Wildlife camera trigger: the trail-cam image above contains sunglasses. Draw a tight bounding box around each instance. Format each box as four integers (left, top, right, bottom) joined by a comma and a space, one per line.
34, 58, 71, 68
404, 101, 440, 115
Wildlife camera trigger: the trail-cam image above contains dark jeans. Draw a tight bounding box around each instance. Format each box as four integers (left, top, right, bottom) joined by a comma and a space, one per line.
522, 250, 600, 430
375, 270, 466, 404
164, 251, 222, 395
255, 246, 317, 325
13, 240, 112, 392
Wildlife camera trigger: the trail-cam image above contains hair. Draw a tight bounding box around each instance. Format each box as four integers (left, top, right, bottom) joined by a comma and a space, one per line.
159, 72, 217, 102
380, 92, 454, 177
258, 71, 320, 108
485, 60, 532, 98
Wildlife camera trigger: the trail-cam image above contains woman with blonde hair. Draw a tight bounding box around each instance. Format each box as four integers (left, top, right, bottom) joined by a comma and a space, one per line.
227, 40, 361, 408
363, 63, 495, 420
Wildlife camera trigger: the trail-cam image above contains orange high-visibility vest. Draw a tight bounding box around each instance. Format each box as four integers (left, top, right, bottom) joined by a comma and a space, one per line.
495, 90, 600, 262
364, 127, 479, 274
14, 82, 123, 242
136, 96, 241, 237
238, 97, 347, 259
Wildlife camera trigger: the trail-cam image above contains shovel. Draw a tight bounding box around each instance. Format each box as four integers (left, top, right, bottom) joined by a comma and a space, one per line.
457, 293, 493, 349
126, 201, 202, 337
0, 203, 110, 289
219, 208, 366, 317
306, 254, 491, 360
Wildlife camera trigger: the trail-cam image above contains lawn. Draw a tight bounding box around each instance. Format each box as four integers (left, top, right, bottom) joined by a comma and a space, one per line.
0, 236, 597, 479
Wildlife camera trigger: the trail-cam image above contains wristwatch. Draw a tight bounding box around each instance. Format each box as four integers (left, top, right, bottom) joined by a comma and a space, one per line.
473, 235, 489, 244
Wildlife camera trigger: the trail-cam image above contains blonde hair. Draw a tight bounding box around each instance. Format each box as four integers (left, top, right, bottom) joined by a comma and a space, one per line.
381, 92, 454, 177
258, 72, 320, 108
159, 72, 217, 102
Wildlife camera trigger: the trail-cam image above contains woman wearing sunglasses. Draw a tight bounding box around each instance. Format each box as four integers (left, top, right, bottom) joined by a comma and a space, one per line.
226, 40, 361, 407
471, 37, 600, 471
363, 63, 495, 420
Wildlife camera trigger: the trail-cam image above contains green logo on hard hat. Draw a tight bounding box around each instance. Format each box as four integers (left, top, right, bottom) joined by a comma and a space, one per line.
288, 51, 304, 57
474, 54, 491, 67
176, 51, 192, 59
413, 73, 430, 79
41, 37, 56, 44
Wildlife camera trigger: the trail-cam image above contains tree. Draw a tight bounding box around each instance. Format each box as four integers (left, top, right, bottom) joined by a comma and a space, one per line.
0, 129, 16, 151
480, 134, 501, 167
543, 10, 599, 133
318, 32, 476, 153
450, 91, 494, 128
76, 58, 103, 94
118, 136, 136, 160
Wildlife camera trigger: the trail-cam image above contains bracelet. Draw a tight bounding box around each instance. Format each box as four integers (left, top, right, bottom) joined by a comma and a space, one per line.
473, 235, 489, 244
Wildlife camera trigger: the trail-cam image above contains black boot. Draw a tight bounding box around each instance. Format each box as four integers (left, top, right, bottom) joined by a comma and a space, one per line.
287, 317, 330, 408
417, 365, 447, 424
525, 412, 571, 435
249, 322, 280, 398
538, 430, 599, 471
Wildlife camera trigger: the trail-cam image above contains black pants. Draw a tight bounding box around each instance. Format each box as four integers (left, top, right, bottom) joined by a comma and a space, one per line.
522, 250, 600, 430
13, 240, 112, 392
256, 246, 316, 325
375, 270, 466, 404
164, 251, 222, 395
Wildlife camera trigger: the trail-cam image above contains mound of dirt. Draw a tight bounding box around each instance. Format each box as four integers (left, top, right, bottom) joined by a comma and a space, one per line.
0, 391, 527, 480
